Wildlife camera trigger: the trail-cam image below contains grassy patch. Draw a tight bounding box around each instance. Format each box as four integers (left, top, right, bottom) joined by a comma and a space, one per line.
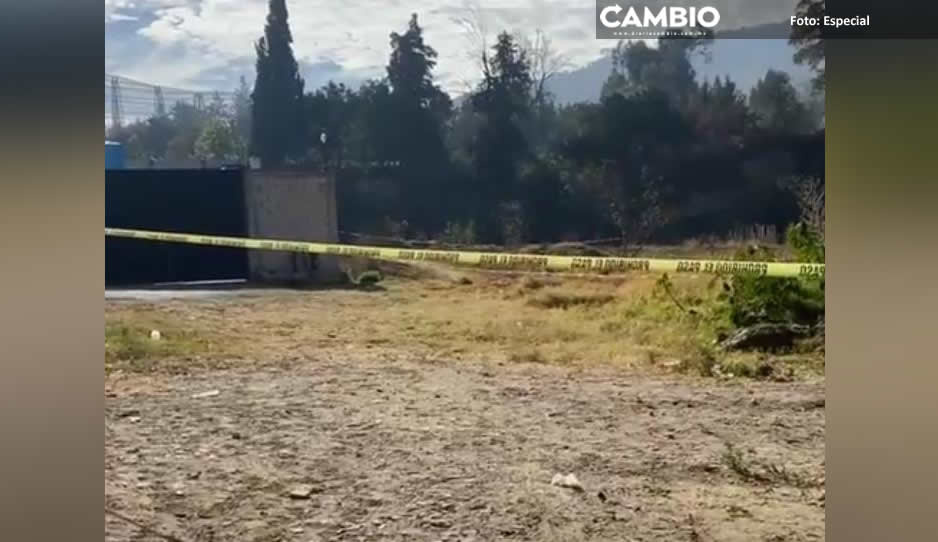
509, 348, 548, 364
103, 262, 823, 378
105, 319, 227, 374
677, 345, 719, 377
526, 292, 615, 310
594, 276, 725, 371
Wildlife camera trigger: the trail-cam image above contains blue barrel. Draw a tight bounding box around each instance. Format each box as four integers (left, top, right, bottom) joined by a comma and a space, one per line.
105, 141, 126, 169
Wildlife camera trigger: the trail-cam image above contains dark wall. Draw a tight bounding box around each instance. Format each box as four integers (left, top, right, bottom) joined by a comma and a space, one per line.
106, 169, 249, 285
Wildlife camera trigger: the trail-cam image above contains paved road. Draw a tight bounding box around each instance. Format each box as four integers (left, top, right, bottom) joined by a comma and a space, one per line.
104, 279, 276, 301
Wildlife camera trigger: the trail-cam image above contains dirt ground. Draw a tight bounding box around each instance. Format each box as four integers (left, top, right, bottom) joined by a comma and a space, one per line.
105, 272, 825, 542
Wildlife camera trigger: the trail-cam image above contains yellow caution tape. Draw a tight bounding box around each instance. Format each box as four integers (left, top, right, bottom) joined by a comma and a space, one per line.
105, 228, 824, 279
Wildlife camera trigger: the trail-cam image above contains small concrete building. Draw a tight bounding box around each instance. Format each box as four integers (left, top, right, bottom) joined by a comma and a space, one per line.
244, 170, 343, 284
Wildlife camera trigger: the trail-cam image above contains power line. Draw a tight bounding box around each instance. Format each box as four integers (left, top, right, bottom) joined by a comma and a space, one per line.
104, 72, 239, 127
104, 73, 235, 97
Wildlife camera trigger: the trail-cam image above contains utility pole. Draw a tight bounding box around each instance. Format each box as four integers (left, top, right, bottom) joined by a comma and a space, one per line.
109, 76, 123, 131
154, 86, 166, 117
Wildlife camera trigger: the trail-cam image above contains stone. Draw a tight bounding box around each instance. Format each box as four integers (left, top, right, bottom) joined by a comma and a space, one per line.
551, 473, 584, 492
288, 485, 315, 500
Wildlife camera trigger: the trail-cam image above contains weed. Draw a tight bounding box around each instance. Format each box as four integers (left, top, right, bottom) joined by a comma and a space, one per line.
509, 349, 547, 364
787, 222, 824, 264
722, 442, 820, 488
344, 268, 384, 288
527, 292, 615, 310
440, 220, 477, 245
599, 321, 623, 333
722, 443, 769, 484
723, 273, 823, 328
520, 276, 545, 291
719, 224, 825, 329
105, 321, 221, 374
718, 357, 778, 379
679, 344, 718, 377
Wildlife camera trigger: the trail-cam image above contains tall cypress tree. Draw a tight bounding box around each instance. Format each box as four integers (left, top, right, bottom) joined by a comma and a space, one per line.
385, 14, 452, 233
251, 0, 305, 168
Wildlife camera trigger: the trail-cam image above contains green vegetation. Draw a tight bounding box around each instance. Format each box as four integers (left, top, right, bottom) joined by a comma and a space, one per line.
595, 209, 825, 378
105, 321, 223, 374
723, 220, 825, 330
525, 292, 616, 310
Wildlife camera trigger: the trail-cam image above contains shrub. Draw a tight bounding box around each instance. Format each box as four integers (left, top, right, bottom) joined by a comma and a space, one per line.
440, 220, 477, 245
498, 201, 526, 246
526, 292, 615, 310
721, 222, 824, 328
787, 221, 824, 264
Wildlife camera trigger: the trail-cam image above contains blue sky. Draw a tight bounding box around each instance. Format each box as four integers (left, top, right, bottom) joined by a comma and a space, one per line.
105, 1, 799, 94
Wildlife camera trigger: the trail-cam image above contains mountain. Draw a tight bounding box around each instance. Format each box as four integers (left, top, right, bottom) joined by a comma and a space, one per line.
546, 24, 816, 105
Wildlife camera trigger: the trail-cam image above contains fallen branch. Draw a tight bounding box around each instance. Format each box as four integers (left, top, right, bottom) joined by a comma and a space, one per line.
719, 323, 813, 351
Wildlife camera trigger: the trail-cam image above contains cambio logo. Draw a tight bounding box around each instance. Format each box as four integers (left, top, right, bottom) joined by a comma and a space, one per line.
600, 5, 720, 28
596, 3, 720, 38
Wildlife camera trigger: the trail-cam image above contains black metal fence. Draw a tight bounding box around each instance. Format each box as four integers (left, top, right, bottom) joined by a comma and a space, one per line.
105, 169, 249, 285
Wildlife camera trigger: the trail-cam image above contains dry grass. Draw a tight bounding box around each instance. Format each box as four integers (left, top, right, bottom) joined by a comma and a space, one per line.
105, 319, 233, 374
104, 262, 823, 377
525, 292, 616, 310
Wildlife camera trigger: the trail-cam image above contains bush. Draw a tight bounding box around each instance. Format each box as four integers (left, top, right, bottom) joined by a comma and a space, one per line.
526, 292, 615, 310
787, 221, 824, 264
721, 222, 824, 328
440, 220, 477, 245
497, 201, 526, 246
723, 274, 823, 327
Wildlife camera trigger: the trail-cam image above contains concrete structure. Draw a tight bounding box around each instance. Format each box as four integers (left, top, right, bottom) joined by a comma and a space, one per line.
244, 170, 343, 284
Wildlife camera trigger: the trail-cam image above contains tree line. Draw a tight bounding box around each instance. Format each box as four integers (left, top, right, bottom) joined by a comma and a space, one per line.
107, 0, 825, 246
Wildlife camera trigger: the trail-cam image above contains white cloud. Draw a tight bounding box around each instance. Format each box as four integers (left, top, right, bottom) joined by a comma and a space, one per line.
106, 1, 796, 94
105, 0, 608, 94
105, 0, 135, 22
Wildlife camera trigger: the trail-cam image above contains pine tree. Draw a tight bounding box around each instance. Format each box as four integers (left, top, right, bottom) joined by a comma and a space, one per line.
468, 32, 534, 242
387, 14, 444, 115
749, 70, 811, 134
384, 13, 453, 233
385, 14, 452, 163
471, 32, 533, 196
790, 0, 824, 92
251, 0, 305, 168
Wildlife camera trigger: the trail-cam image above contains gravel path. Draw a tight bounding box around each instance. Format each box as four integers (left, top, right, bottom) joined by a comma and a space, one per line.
105, 358, 824, 542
